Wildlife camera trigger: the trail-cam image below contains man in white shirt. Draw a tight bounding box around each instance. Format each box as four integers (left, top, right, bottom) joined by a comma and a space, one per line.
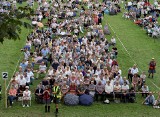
105, 81, 114, 100
27, 69, 34, 79
131, 64, 139, 75
111, 36, 116, 46
95, 75, 100, 84
18, 75, 27, 86
24, 72, 30, 86
99, 75, 106, 85
36, 62, 47, 79
82, 36, 88, 45
142, 84, 149, 98
127, 1, 132, 11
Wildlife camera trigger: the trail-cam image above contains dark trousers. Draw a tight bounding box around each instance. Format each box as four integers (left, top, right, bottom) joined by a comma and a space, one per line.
95, 92, 105, 101
121, 93, 129, 103
8, 95, 16, 106
128, 73, 133, 82
105, 92, 115, 100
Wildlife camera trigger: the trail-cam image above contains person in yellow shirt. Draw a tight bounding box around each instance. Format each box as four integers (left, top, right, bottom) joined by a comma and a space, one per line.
52, 82, 61, 114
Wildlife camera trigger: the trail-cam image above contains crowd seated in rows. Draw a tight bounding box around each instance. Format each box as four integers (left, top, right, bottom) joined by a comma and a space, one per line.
6, 0, 159, 110
123, 0, 160, 38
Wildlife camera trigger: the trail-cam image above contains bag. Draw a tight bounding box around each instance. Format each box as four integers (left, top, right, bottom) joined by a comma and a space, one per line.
104, 99, 110, 104
129, 96, 135, 103
18, 97, 23, 101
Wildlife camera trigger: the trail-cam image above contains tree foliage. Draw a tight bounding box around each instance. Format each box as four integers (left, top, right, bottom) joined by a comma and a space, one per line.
0, 7, 34, 43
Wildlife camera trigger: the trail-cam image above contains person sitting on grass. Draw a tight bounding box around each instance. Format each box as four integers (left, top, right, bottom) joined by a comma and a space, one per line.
122, 77, 129, 85
105, 80, 114, 102
140, 72, 146, 85
142, 92, 155, 106
110, 36, 116, 46
132, 74, 139, 91
128, 87, 136, 103
69, 82, 77, 95
141, 84, 149, 98
10, 76, 19, 90
17, 75, 27, 88
41, 45, 50, 59
77, 80, 86, 96
95, 81, 105, 102
23, 72, 30, 86
36, 61, 47, 79
17, 85, 26, 98
61, 81, 69, 101
35, 84, 44, 104
153, 92, 160, 108
26, 69, 34, 85
121, 82, 129, 103
113, 81, 121, 103
42, 77, 49, 87
137, 75, 143, 91
22, 86, 31, 107
8, 85, 17, 107
88, 81, 96, 97
20, 60, 27, 73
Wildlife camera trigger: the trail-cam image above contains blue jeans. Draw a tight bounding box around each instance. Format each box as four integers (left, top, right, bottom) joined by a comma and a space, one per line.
8, 95, 16, 106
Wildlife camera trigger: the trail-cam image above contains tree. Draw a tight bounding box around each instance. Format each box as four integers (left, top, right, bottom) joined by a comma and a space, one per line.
0, 6, 34, 43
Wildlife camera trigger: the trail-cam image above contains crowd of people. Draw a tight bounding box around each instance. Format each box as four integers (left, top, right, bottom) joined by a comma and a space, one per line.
6, 0, 160, 115
103, 0, 121, 15
0, 0, 34, 12
123, 0, 160, 38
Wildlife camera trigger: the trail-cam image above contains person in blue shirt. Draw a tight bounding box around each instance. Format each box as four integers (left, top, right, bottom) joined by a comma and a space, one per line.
41, 46, 49, 59
77, 62, 84, 71
142, 92, 155, 106
20, 60, 27, 72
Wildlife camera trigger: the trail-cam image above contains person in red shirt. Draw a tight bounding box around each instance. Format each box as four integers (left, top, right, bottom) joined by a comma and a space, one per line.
43, 85, 51, 112
148, 58, 156, 78
69, 82, 77, 95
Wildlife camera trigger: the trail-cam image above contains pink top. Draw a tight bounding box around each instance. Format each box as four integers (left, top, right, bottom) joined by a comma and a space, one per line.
9, 89, 17, 96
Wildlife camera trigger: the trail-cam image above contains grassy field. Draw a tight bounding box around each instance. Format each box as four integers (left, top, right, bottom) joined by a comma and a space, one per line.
0, 2, 160, 117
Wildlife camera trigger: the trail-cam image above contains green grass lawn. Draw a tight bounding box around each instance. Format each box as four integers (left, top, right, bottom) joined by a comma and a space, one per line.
1, 2, 160, 117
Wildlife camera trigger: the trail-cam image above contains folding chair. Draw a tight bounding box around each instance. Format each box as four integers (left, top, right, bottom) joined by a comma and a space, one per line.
22, 96, 32, 106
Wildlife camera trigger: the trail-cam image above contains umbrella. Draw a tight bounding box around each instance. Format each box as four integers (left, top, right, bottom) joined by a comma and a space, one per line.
37, 22, 44, 28
64, 94, 79, 106
79, 94, 93, 106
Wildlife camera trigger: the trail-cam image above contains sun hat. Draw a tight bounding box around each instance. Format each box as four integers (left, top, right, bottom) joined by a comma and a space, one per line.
25, 86, 29, 89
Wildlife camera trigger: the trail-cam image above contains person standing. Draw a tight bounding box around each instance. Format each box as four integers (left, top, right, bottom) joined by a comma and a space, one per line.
148, 58, 156, 78
43, 86, 51, 112
52, 82, 61, 114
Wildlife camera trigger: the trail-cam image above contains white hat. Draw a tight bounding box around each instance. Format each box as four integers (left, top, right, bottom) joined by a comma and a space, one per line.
25, 86, 29, 89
